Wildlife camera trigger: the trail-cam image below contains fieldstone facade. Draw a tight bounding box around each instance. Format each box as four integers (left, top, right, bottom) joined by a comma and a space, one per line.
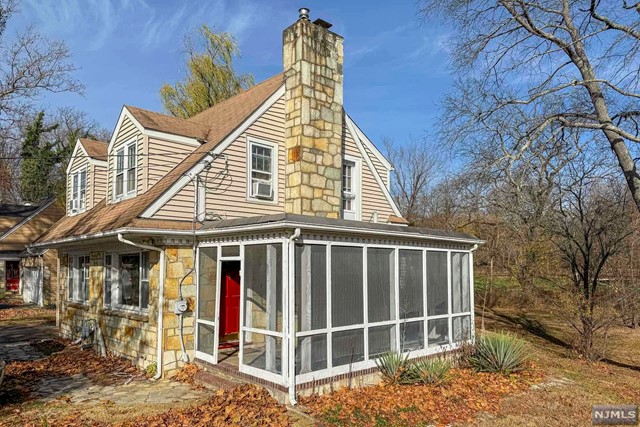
283, 16, 344, 218
57, 245, 196, 376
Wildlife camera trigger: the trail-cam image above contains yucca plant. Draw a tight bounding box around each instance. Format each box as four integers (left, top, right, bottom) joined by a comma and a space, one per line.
468, 332, 529, 374
375, 351, 411, 384
406, 358, 452, 385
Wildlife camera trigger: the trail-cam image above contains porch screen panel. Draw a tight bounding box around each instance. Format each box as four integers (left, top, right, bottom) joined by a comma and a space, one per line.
453, 315, 472, 342
401, 321, 424, 351
332, 329, 365, 367
197, 323, 216, 354
295, 334, 328, 374
244, 333, 282, 374
331, 246, 363, 327
427, 318, 449, 347
399, 250, 423, 319
369, 324, 396, 358
198, 247, 218, 322
451, 252, 470, 313
244, 244, 283, 332
367, 248, 395, 322
427, 251, 448, 316
295, 244, 327, 331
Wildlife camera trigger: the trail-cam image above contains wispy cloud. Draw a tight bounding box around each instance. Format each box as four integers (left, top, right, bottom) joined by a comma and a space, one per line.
350, 22, 413, 61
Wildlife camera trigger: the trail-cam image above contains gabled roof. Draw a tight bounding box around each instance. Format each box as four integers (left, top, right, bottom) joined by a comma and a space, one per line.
126, 106, 211, 140
0, 203, 41, 218
0, 199, 62, 244
36, 73, 285, 245
78, 138, 108, 161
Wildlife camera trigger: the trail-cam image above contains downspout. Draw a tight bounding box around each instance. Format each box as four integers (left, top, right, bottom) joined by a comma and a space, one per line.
117, 233, 165, 379
287, 227, 301, 405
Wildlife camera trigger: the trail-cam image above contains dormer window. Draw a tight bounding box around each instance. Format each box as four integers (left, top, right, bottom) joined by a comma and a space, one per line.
114, 142, 136, 200
247, 137, 277, 203
69, 169, 87, 214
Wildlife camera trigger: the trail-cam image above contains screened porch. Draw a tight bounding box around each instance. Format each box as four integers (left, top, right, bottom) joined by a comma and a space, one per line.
193, 214, 481, 395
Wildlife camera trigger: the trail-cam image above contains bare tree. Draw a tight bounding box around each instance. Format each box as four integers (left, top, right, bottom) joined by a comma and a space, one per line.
550, 155, 632, 359
384, 136, 443, 223
420, 0, 640, 211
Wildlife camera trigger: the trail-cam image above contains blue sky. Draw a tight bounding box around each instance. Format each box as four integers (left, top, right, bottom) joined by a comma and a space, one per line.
8, 0, 451, 147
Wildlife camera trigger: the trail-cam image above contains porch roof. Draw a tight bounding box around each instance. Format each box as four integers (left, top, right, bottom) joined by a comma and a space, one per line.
200, 213, 483, 245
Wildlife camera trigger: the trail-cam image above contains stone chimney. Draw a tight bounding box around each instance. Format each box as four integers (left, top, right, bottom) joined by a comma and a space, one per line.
283, 8, 344, 218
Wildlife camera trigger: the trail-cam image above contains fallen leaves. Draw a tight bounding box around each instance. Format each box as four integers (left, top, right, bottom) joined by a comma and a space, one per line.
0, 340, 141, 406
172, 362, 200, 384
36, 384, 291, 427
0, 305, 55, 322
301, 365, 544, 427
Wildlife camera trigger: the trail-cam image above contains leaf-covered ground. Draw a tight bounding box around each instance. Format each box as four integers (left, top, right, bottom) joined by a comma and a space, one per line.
0, 296, 55, 323
41, 385, 291, 427
302, 367, 543, 426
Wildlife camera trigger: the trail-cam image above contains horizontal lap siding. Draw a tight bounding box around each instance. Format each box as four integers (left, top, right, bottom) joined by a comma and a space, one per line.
92, 165, 107, 209
153, 97, 286, 221
343, 125, 396, 222
147, 138, 196, 189
364, 144, 389, 188
107, 116, 143, 203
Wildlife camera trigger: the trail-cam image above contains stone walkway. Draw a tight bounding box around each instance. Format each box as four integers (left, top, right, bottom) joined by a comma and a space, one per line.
0, 322, 209, 406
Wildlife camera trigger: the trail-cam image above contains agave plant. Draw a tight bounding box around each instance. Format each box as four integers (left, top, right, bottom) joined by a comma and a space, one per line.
375, 351, 411, 384
468, 332, 529, 374
406, 357, 452, 385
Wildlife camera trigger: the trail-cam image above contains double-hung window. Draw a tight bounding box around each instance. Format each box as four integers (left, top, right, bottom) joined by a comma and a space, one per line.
114, 142, 136, 200
104, 251, 150, 312
342, 157, 359, 220
68, 254, 90, 303
248, 138, 276, 202
69, 169, 87, 214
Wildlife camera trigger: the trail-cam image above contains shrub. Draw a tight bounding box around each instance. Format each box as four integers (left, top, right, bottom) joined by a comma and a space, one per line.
375, 351, 410, 385
468, 332, 529, 374
406, 358, 452, 385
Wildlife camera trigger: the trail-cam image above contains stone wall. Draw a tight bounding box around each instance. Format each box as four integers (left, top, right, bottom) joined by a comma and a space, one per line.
283, 16, 344, 218
162, 247, 196, 375
58, 249, 161, 372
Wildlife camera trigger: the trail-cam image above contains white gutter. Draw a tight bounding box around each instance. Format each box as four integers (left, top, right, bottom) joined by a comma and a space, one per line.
33, 222, 484, 249
287, 228, 301, 405
117, 233, 165, 380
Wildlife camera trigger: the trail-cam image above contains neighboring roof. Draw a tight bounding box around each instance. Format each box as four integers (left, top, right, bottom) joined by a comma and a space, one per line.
78, 138, 108, 161
0, 199, 63, 245
37, 74, 285, 244
0, 204, 41, 218
200, 213, 482, 243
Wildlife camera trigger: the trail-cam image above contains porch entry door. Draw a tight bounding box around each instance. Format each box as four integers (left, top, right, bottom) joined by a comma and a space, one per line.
195, 247, 221, 365
219, 261, 241, 341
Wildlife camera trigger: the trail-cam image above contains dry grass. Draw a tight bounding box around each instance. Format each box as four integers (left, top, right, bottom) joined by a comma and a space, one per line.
473, 307, 640, 426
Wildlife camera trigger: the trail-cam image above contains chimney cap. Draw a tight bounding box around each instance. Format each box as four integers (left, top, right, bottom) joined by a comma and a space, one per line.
299, 8, 310, 20
313, 18, 333, 29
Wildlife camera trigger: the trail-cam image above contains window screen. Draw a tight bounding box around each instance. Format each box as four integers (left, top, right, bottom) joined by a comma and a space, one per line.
296, 334, 328, 374
453, 315, 472, 342
451, 252, 470, 313
198, 247, 218, 322
369, 324, 396, 358
331, 246, 363, 327
295, 244, 327, 331
332, 329, 365, 367
427, 251, 448, 316
367, 248, 395, 323
399, 250, 423, 319
244, 244, 283, 332
427, 318, 449, 347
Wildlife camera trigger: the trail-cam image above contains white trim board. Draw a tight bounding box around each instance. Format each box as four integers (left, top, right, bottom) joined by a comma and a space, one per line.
66, 139, 107, 175
346, 114, 393, 171
140, 85, 286, 218
344, 116, 402, 217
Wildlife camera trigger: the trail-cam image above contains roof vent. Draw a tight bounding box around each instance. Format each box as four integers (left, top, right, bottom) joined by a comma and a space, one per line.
299, 8, 310, 20
313, 18, 333, 29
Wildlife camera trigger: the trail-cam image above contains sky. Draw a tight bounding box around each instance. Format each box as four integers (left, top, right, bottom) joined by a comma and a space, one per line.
7, 0, 452, 148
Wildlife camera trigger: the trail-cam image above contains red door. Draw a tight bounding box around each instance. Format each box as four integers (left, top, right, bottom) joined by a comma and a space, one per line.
219, 261, 241, 340
5, 261, 19, 292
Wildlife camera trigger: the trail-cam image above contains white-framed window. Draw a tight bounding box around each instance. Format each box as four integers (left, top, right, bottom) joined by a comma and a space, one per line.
247, 137, 277, 202
104, 250, 150, 312
68, 254, 90, 303
69, 169, 87, 214
342, 156, 360, 220
114, 141, 136, 200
